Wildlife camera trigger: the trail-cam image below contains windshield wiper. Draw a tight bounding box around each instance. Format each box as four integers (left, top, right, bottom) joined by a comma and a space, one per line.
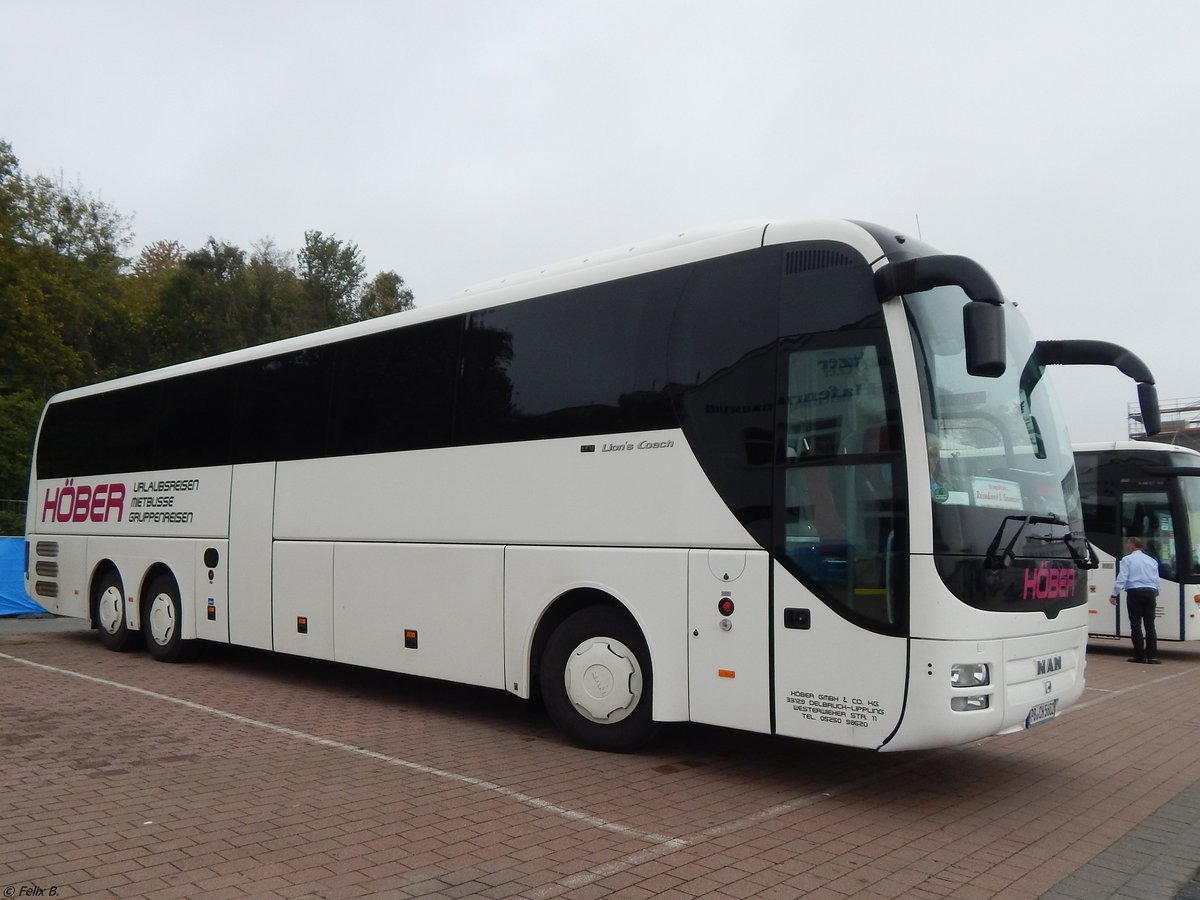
984, 514, 1098, 571
1026, 527, 1099, 570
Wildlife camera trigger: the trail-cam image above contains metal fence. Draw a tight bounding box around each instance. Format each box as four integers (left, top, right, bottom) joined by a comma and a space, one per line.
0, 499, 27, 536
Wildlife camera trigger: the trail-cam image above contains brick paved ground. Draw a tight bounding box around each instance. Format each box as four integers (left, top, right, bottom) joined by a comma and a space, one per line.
1, 616, 1198, 899
1044, 777, 1200, 900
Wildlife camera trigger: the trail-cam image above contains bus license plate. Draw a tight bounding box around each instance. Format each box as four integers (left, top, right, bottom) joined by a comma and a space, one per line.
1025, 699, 1057, 728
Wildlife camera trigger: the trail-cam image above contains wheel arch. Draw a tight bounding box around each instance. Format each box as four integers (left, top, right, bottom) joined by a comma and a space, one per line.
139, 562, 180, 620
141, 563, 199, 662
535, 597, 661, 751
504, 546, 690, 721
87, 558, 122, 629
528, 587, 644, 701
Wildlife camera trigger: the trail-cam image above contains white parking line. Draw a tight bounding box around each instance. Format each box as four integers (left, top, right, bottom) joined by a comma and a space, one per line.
1060, 667, 1196, 715
6, 647, 917, 897
8, 646, 1190, 897
537, 665, 1200, 894
0, 651, 686, 851
528, 750, 955, 897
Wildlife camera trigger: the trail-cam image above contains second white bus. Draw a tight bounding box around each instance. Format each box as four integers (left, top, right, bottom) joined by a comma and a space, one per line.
1076, 441, 1200, 642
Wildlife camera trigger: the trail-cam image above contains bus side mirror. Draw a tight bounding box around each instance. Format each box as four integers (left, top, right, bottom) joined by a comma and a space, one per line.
874, 254, 1007, 378
1032, 340, 1161, 437
1138, 382, 1161, 437
964, 301, 1007, 378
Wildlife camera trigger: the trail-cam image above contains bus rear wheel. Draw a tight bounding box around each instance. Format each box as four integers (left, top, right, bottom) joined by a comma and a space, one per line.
144, 573, 195, 663
540, 607, 658, 752
93, 570, 135, 652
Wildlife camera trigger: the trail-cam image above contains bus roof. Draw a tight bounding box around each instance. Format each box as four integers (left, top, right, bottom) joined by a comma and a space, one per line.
45, 218, 887, 406
1074, 440, 1200, 458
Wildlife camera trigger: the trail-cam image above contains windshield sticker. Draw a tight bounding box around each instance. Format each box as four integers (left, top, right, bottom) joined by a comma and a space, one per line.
971, 477, 1023, 510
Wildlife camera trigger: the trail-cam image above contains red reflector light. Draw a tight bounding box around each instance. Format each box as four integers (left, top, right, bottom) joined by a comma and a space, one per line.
717, 598, 735, 616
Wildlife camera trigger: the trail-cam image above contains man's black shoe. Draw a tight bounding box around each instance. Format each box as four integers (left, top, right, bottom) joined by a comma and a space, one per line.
1128, 658, 1146, 663
1147, 659, 1162, 664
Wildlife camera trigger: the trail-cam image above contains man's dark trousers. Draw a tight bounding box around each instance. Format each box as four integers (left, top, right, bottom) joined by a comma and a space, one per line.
1127, 587, 1159, 662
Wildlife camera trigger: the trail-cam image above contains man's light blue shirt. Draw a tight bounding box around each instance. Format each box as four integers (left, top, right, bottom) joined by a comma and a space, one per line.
1112, 549, 1160, 595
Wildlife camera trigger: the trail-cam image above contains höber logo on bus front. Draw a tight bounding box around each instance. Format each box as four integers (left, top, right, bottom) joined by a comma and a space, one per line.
1021, 562, 1076, 601
41, 478, 126, 523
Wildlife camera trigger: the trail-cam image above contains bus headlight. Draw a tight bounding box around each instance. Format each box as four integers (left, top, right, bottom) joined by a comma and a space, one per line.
950, 662, 991, 687
950, 694, 991, 712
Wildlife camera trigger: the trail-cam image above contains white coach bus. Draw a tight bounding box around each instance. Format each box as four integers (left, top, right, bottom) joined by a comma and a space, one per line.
1075, 441, 1200, 642
24, 220, 1162, 752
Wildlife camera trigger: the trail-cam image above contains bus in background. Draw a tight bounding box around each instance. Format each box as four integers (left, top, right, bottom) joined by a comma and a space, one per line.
1075, 441, 1200, 642
25, 219, 1161, 752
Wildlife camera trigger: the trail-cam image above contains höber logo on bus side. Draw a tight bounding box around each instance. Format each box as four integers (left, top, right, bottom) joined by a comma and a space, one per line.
41, 479, 126, 523
1021, 562, 1076, 601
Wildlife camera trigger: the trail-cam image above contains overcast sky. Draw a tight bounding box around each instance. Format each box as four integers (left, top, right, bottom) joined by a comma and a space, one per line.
3, 1, 1197, 442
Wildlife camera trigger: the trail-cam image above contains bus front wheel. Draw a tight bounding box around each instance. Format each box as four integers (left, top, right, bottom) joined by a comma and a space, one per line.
144, 574, 195, 663
93, 570, 135, 652
540, 607, 658, 752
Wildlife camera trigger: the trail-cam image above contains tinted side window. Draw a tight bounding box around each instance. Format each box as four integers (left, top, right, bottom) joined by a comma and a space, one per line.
36, 264, 691, 477
330, 316, 461, 456
456, 271, 682, 445
234, 346, 333, 463
156, 368, 235, 469
38, 383, 160, 477
670, 248, 779, 546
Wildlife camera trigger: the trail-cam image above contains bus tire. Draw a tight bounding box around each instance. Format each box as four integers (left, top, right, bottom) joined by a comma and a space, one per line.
93, 569, 135, 652
144, 573, 195, 663
540, 607, 659, 752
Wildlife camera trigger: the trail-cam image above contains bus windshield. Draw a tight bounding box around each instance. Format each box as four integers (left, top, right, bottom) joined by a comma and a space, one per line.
906, 287, 1083, 562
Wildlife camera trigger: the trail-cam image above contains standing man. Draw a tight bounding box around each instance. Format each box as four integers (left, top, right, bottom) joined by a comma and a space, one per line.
1109, 536, 1162, 664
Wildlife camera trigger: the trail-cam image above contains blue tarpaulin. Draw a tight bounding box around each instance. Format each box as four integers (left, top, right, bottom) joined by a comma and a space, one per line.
0, 537, 45, 616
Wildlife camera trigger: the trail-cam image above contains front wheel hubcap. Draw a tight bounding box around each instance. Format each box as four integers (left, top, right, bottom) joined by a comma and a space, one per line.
563, 637, 643, 724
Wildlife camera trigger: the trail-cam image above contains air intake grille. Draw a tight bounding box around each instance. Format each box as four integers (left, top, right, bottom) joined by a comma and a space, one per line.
33, 541, 60, 601
784, 248, 856, 275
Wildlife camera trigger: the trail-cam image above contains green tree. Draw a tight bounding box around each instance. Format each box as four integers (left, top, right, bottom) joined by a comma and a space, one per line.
245, 238, 306, 344
297, 230, 365, 328
0, 139, 134, 530
134, 239, 185, 277
0, 392, 40, 533
1, 146, 132, 388
0, 141, 18, 237
122, 240, 186, 368
356, 270, 415, 320
153, 239, 251, 364
1, 137, 421, 533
